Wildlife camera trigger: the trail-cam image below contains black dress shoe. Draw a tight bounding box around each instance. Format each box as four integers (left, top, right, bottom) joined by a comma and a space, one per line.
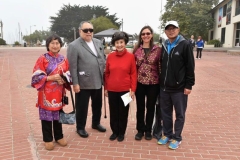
117, 135, 124, 142
145, 132, 152, 140
135, 132, 144, 140
109, 133, 118, 141
92, 124, 106, 132
77, 129, 89, 138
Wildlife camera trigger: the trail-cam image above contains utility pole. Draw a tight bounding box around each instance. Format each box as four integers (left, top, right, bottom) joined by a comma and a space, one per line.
72, 27, 76, 40
159, 0, 163, 38
18, 23, 21, 43
0, 20, 3, 39
122, 18, 123, 31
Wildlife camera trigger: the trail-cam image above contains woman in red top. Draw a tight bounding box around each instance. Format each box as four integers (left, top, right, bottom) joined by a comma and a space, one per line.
133, 26, 161, 140
31, 34, 70, 150
104, 32, 137, 142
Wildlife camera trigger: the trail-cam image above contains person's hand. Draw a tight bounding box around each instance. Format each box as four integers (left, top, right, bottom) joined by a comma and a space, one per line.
129, 89, 135, 101
73, 84, 80, 93
104, 90, 108, 97
184, 88, 191, 95
47, 74, 65, 85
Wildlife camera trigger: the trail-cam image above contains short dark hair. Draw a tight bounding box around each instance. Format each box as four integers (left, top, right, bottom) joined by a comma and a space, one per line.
46, 34, 63, 51
111, 31, 129, 45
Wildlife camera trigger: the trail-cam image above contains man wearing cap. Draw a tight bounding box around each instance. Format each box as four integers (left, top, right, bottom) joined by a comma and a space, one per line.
67, 21, 106, 138
157, 21, 195, 149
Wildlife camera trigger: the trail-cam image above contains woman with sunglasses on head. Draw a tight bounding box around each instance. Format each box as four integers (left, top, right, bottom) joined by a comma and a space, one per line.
104, 31, 137, 142
133, 26, 161, 141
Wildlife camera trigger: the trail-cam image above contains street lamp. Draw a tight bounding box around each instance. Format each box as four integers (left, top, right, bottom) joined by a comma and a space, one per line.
30, 25, 36, 46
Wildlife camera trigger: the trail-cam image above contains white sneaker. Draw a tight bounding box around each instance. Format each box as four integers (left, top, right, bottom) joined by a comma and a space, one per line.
198, 58, 201, 59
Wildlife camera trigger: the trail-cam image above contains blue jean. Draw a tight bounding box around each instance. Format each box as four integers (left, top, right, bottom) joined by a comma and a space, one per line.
160, 89, 188, 141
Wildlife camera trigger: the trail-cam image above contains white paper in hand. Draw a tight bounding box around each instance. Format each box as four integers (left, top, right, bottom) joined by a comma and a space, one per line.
121, 92, 132, 107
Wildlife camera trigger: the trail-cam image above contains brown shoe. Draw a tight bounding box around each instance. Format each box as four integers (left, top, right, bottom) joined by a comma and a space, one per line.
45, 142, 54, 150
57, 138, 67, 146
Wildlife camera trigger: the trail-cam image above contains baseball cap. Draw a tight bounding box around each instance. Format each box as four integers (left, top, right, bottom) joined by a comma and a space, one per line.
165, 21, 179, 30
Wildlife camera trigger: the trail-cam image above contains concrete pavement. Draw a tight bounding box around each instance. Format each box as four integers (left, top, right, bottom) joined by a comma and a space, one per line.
0, 47, 239, 160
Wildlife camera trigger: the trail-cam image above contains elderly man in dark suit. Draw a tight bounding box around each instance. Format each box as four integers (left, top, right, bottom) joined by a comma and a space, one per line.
67, 21, 106, 138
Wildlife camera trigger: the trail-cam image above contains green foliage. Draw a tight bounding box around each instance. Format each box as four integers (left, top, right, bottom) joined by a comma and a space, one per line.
14, 41, 20, 45
90, 16, 118, 34
50, 4, 121, 42
161, 0, 219, 40
153, 33, 160, 42
207, 39, 221, 45
23, 30, 53, 44
0, 38, 6, 45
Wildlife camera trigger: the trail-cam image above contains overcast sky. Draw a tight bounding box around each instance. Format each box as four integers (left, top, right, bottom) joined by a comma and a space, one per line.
0, 0, 166, 44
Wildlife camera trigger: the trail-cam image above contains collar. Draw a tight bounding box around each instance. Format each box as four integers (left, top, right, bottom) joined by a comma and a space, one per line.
48, 51, 59, 57
115, 48, 127, 56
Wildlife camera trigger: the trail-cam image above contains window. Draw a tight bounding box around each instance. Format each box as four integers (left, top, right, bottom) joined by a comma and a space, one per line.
221, 28, 226, 44
210, 31, 214, 40
235, 22, 240, 46
223, 4, 227, 17
236, 0, 240, 16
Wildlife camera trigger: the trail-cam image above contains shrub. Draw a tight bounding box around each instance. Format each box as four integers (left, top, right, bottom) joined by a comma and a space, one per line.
0, 38, 6, 45
14, 41, 20, 45
207, 39, 221, 45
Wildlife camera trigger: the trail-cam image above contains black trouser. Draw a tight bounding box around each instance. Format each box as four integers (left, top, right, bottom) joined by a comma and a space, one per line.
160, 89, 188, 141
75, 88, 102, 130
41, 120, 63, 142
135, 82, 159, 133
196, 48, 203, 58
108, 91, 129, 135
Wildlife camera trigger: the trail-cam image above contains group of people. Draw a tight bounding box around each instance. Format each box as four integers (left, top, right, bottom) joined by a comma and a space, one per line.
189, 35, 205, 59
31, 20, 195, 151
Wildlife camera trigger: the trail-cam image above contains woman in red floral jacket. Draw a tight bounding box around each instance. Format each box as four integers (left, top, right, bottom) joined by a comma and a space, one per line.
31, 34, 69, 150
133, 25, 161, 140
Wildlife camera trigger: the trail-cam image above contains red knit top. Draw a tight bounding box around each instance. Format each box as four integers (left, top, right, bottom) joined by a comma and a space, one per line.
105, 49, 137, 92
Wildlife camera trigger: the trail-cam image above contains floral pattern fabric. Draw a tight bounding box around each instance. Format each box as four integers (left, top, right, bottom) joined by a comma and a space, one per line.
134, 45, 161, 85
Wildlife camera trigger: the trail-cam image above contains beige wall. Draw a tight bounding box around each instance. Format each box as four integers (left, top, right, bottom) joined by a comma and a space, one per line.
211, 0, 240, 47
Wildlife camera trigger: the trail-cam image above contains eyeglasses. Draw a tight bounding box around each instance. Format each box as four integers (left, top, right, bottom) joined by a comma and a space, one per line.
81, 28, 94, 33
165, 27, 178, 31
141, 32, 151, 36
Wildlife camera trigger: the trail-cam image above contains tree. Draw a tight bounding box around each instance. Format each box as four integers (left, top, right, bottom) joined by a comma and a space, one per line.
0, 38, 6, 45
90, 16, 118, 34
161, 0, 219, 40
23, 30, 53, 44
50, 4, 121, 42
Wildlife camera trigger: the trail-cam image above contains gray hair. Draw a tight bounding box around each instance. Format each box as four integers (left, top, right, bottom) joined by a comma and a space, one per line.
78, 21, 93, 29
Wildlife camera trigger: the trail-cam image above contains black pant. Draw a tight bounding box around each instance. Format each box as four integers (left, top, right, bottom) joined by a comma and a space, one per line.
196, 48, 203, 58
135, 82, 159, 133
108, 91, 129, 135
75, 88, 102, 130
160, 89, 188, 141
41, 120, 63, 142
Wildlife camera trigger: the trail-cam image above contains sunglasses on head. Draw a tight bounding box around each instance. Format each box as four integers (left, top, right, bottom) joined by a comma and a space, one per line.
113, 32, 126, 38
81, 28, 94, 33
141, 32, 151, 36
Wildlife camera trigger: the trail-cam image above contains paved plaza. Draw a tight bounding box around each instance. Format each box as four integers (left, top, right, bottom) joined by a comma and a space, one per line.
0, 47, 239, 160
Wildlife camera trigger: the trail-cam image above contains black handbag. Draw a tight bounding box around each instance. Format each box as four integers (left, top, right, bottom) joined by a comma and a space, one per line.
59, 76, 76, 125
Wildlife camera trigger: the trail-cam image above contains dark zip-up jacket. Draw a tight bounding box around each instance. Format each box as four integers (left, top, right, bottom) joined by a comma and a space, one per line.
160, 35, 195, 92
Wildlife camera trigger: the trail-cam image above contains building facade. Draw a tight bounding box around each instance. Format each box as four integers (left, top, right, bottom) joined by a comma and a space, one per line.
209, 0, 240, 47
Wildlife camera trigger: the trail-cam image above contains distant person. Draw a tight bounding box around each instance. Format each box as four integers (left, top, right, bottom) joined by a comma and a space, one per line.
31, 34, 69, 150
158, 21, 195, 150
67, 21, 106, 138
133, 25, 161, 141
196, 36, 204, 59
189, 35, 195, 51
105, 31, 137, 142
